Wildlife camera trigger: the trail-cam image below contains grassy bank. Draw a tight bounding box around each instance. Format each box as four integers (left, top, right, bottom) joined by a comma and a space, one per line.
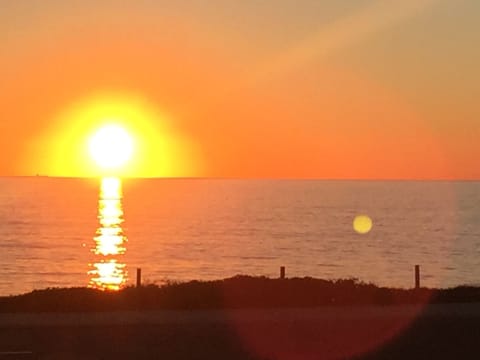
1, 276, 480, 313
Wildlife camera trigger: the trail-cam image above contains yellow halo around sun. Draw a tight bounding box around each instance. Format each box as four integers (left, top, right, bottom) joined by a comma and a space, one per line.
26, 92, 203, 178
88, 124, 134, 170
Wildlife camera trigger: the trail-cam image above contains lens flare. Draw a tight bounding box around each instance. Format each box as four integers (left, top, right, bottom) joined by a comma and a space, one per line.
353, 214, 373, 234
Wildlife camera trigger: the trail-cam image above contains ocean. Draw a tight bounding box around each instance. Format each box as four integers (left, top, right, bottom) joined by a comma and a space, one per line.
1, 177, 479, 295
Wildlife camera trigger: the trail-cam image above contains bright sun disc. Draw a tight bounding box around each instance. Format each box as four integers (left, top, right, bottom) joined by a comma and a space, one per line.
89, 125, 133, 169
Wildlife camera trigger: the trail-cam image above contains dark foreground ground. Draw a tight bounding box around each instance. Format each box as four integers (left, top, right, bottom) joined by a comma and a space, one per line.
1, 277, 480, 359
1, 304, 480, 359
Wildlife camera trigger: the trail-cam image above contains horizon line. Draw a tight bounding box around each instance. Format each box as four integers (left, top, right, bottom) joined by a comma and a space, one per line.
1, 175, 480, 182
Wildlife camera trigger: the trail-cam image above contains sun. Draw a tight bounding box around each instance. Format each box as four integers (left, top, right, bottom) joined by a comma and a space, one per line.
30, 93, 203, 177
88, 124, 134, 170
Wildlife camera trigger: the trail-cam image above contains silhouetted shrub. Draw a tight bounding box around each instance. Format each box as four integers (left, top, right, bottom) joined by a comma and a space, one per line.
1, 277, 479, 313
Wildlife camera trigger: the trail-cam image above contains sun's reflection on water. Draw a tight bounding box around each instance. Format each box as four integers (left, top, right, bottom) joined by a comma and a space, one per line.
89, 177, 128, 290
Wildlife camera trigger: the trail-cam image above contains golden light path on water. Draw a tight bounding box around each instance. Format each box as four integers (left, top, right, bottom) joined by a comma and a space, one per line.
88, 177, 128, 290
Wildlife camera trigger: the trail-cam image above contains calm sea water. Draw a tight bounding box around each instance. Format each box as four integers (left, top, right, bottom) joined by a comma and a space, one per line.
1, 177, 480, 295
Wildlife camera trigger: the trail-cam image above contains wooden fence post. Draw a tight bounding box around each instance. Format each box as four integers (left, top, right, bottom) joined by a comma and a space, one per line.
415, 265, 420, 289
136, 268, 142, 288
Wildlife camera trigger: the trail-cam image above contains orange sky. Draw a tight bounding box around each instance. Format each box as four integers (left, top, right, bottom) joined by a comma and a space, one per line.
1, 1, 479, 178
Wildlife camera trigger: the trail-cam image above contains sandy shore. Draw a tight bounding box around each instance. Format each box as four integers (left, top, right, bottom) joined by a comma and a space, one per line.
1, 303, 480, 359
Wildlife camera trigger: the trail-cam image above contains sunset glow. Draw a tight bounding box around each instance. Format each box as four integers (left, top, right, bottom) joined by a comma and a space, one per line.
5, 2, 478, 179
21, 93, 202, 178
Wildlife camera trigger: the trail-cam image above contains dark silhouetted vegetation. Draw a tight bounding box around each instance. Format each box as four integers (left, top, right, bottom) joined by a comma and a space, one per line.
1, 276, 479, 313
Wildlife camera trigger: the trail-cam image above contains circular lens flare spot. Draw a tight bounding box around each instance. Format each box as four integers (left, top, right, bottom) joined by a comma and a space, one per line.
88, 124, 133, 169
353, 214, 373, 234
